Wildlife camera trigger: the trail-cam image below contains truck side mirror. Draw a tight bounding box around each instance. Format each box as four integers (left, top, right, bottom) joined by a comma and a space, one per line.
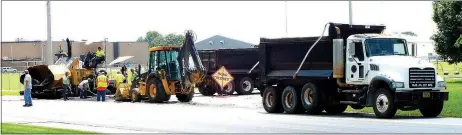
349, 42, 355, 56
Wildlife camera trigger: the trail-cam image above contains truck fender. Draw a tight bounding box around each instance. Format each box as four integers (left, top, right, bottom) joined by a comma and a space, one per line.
366, 76, 394, 106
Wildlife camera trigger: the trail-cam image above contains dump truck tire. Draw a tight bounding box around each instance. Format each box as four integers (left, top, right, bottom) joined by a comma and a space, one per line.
147, 78, 166, 103
262, 86, 284, 113
300, 82, 325, 114
198, 84, 216, 96
221, 80, 235, 95
420, 101, 444, 117
237, 77, 254, 95
176, 87, 194, 102
373, 88, 397, 118
281, 86, 305, 114
351, 105, 365, 110
325, 104, 348, 114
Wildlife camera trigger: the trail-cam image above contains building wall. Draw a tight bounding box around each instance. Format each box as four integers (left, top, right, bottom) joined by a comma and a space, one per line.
117, 42, 150, 65
1, 41, 149, 67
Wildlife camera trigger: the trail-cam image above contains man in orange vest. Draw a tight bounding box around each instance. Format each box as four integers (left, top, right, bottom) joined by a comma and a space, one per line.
96, 71, 109, 102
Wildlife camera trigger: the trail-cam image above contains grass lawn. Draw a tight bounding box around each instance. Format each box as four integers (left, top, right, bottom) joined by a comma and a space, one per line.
1, 123, 98, 134
1, 73, 23, 91
345, 82, 462, 118
1, 90, 20, 96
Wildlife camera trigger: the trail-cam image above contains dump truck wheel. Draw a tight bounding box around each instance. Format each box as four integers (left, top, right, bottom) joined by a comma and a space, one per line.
373, 88, 397, 118
146, 78, 166, 103
237, 77, 254, 95
351, 105, 365, 110
325, 104, 348, 114
198, 84, 216, 96
221, 81, 235, 95
281, 86, 305, 114
262, 86, 284, 113
176, 87, 194, 102
300, 82, 325, 114
419, 101, 444, 117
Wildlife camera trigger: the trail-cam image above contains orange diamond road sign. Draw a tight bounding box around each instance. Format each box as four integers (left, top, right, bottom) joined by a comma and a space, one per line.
212, 66, 234, 90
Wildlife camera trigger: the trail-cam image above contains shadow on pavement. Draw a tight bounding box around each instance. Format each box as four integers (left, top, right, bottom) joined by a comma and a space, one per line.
258, 111, 443, 120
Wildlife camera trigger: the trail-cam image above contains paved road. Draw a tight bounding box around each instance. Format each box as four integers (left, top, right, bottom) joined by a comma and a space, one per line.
2, 93, 462, 133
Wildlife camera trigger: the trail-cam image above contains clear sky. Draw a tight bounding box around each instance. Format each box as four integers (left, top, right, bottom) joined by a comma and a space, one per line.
1, 1, 436, 45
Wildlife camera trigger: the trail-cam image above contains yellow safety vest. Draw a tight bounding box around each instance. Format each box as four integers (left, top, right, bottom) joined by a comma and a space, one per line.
96, 50, 105, 57
97, 75, 108, 89
115, 74, 125, 84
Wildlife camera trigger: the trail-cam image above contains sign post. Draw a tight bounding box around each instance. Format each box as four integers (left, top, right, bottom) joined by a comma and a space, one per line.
211, 66, 234, 97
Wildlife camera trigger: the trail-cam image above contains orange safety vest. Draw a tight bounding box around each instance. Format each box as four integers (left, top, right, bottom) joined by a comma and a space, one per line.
96, 75, 108, 91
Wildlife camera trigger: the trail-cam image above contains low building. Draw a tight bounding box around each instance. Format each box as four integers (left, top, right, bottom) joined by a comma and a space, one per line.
194, 35, 255, 50
1, 40, 149, 70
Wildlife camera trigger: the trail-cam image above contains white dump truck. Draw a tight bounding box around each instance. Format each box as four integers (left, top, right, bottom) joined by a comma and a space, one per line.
257, 23, 449, 118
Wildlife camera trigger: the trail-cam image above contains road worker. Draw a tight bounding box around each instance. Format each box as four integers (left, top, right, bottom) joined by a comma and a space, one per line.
129, 68, 136, 84
23, 70, 33, 107
78, 78, 91, 99
62, 72, 71, 101
91, 47, 105, 67
96, 72, 109, 102
114, 71, 125, 90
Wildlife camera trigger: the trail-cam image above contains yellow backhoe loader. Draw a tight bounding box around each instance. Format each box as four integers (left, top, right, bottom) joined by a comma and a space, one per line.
115, 30, 206, 103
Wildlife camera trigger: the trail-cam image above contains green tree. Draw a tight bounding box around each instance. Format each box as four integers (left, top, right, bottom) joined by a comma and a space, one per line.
138, 30, 186, 64
137, 31, 185, 47
432, 1, 462, 64
164, 33, 185, 46
401, 31, 418, 37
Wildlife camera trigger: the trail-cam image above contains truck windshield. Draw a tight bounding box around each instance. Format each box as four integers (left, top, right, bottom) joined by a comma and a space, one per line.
365, 38, 408, 57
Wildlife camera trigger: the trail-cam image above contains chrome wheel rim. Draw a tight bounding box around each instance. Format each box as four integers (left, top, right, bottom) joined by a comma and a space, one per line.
242, 81, 252, 91
284, 92, 294, 108
265, 92, 274, 107
303, 88, 313, 105
376, 94, 389, 113
224, 82, 233, 93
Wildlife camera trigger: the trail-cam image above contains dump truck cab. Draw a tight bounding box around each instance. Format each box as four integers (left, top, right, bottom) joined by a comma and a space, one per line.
344, 34, 446, 89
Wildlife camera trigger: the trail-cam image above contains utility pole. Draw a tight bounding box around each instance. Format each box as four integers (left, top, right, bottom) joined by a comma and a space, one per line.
285, 1, 288, 36
349, 1, 353, 25
46, 1, 53, 65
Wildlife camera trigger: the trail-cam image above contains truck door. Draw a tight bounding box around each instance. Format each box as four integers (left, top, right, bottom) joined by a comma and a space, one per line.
346, 40, 366, 84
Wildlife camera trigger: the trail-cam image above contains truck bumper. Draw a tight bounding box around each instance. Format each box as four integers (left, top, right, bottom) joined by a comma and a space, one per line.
394, 91, 448, 103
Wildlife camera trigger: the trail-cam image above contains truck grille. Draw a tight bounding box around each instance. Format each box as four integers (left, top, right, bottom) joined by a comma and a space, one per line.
409, 68, 435, 88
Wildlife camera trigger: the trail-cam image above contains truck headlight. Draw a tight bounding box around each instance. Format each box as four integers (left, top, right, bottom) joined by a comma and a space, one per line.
438, 81, 446, 87
392, 82, 405, 88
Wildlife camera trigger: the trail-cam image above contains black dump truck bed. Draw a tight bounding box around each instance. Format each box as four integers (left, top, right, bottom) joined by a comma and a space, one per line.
258, 23, 386, 82
199, 48, 259, 75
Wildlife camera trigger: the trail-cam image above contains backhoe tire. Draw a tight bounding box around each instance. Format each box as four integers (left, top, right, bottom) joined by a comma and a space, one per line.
130, 90, 141, 102
236, 77, 254, 95
176, 87, 195, 102
262, 86, 284, 113
164, 95, 171, 102
147, 78, 166, 103
300, 82, 325, 114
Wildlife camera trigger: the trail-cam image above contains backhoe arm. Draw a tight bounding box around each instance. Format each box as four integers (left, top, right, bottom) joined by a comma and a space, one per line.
178, 30, 206, 88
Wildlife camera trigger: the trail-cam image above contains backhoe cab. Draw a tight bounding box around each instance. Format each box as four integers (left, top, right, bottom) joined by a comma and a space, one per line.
116, 30, 206, 103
